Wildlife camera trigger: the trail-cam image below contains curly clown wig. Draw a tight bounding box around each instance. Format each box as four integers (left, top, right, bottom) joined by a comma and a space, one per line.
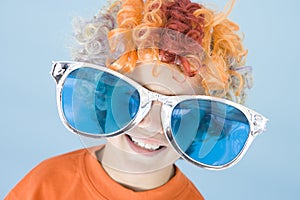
72, 0, 253, 104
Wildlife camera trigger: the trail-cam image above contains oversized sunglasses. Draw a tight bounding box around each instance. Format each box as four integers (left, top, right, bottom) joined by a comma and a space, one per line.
51, 61, 268, 169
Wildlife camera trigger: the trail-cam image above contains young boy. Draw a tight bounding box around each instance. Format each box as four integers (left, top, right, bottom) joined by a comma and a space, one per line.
5, 0, 267, 199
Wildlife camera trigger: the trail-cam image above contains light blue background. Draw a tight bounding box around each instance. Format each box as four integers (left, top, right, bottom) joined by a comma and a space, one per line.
1, 0, 299, 199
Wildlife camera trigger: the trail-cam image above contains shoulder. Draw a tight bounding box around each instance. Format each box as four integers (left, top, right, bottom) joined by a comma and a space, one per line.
174, 167, 205, 200
40, 148, 87, 169
5, 149, 89, 199
27, 148, 87, 179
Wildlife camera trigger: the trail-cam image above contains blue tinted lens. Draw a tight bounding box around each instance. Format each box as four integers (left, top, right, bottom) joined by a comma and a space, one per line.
171, 99, 250, 166
61, 67, 140, 135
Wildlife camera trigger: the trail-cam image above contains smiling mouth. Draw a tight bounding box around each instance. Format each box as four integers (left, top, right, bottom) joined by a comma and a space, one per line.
126, 134, 165, 152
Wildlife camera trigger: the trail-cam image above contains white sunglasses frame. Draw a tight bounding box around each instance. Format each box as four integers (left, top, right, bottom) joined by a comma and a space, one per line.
51, 61, 268, 170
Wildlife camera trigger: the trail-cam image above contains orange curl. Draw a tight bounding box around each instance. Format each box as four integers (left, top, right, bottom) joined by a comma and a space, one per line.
192, 0, 247, 98
108, 0, 144, 72
117, 0, 144, 28
142, 0, 164, 26
109, 51, 138, 73
137, 48, 160, 62
112, 0, 165, 72
109, 53, 129, 71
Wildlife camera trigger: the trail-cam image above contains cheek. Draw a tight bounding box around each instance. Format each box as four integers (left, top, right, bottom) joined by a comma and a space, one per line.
106, 135, 128, 150
163, 145, 181, 161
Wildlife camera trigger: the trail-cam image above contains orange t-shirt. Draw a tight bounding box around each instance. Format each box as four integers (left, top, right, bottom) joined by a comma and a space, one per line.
5, 148, 204, 200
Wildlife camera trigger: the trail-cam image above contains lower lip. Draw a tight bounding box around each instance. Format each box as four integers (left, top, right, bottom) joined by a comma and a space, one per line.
125, 134, 166, 156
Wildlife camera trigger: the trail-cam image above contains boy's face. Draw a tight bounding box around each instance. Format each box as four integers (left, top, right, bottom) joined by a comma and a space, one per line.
101, 62, 204, 173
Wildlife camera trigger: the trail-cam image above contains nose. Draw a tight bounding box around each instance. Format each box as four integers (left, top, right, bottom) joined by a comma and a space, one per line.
138, 101, 164, 134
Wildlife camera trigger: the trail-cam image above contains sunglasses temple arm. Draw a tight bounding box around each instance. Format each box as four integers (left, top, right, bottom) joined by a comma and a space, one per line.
250, 111, 269, 137
50, 61, 70, 84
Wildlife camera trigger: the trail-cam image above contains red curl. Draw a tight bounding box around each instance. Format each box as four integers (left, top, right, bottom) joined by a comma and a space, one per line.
159, 0, 205, 76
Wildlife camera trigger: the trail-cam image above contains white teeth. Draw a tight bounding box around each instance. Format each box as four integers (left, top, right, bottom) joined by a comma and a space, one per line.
130, 137, 160, 151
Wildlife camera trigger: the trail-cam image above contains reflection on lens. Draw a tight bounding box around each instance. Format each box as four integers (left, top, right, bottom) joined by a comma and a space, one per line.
61, 67, 140, 135
171, 99, 250, 166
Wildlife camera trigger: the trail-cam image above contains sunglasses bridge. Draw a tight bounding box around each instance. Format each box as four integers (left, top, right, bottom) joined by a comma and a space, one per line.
141, 89, 175, 107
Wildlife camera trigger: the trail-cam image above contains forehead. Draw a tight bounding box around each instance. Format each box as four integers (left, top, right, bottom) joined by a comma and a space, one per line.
124, 62, 204, 95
